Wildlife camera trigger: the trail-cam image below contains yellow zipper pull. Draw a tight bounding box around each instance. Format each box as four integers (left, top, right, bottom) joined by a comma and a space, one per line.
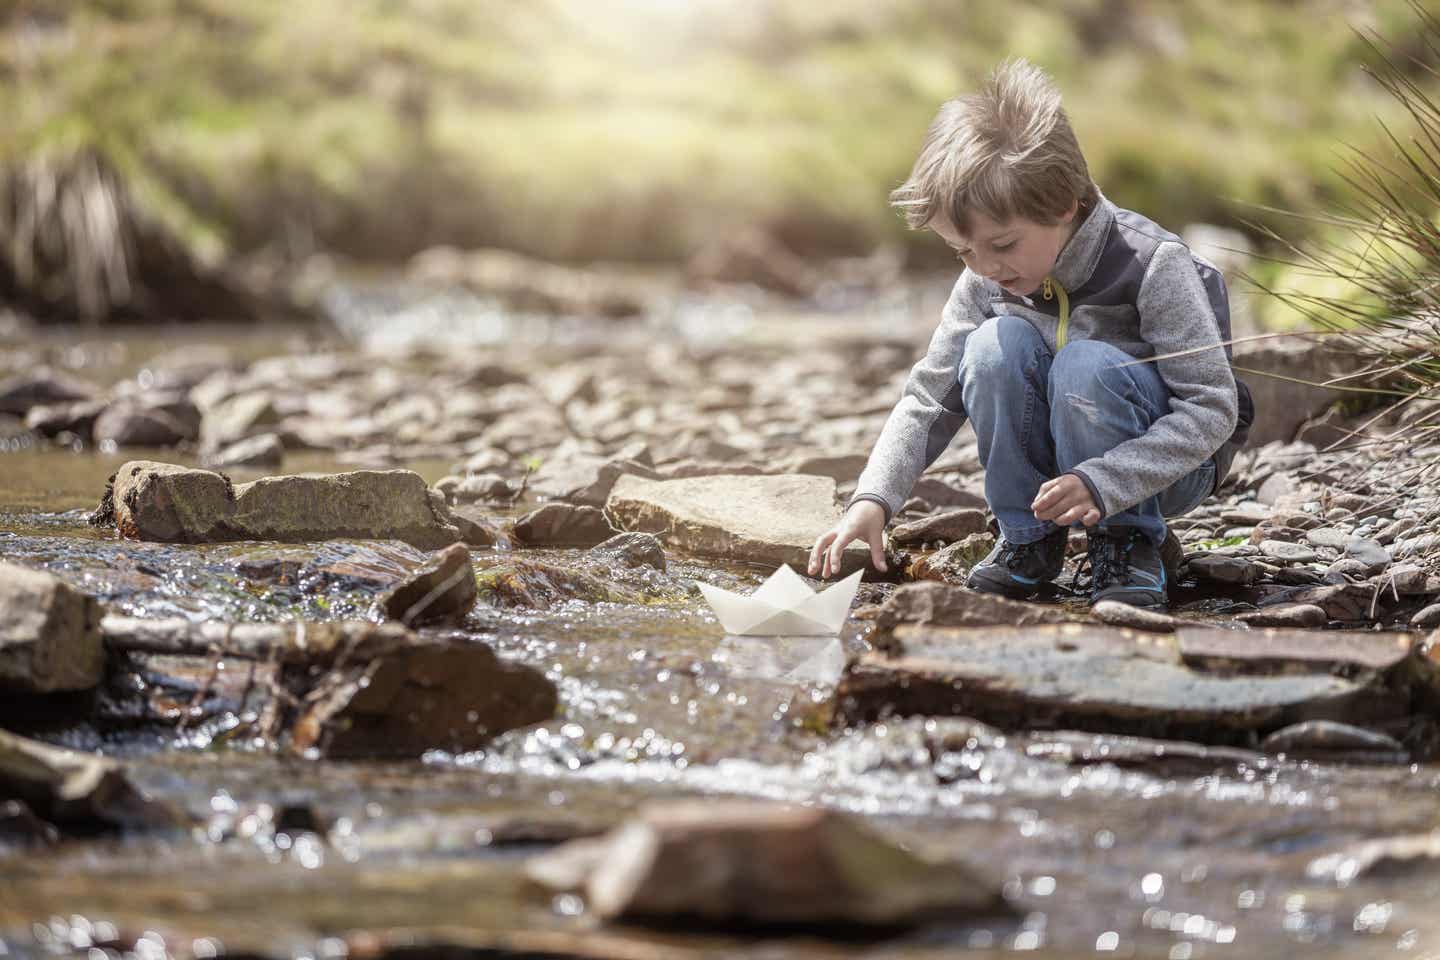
1042, 277, 1053, 301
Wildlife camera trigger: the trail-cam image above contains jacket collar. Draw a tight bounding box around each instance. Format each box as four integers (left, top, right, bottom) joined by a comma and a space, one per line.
1049, 189, 1114, 292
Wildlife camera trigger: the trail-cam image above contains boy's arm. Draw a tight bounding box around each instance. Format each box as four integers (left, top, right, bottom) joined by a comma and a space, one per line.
1065, 241, 1238, 518
847, 272, 984, 522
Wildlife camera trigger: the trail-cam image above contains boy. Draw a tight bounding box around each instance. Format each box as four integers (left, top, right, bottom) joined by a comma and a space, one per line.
808, 58, 1253, 610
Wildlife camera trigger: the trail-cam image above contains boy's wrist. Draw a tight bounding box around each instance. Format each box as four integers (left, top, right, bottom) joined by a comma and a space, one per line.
846, 493, 893, 525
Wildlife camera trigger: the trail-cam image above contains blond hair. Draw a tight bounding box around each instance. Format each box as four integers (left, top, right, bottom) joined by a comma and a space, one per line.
890, 58, 1098, 233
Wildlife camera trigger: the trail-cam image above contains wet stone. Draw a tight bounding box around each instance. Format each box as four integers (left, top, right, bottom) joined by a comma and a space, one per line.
0, 729, 174, 828
1308, 833, 1440, 883
1023, 730, 1266, 774
1258, 539, 1318, 564
905, 532, 996, 583
1186, 554, 1265, 586
378, 542, 477, 627
1090, 600, 1186, 632
510, 502, 616, 547
1413, 603, 1440, 630
528, 800, 1009, 926
587, 532, 667, 571
1260, 720, 1406, 760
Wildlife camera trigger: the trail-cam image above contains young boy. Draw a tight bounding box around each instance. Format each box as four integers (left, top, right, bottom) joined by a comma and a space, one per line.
808, 58, 1253, 610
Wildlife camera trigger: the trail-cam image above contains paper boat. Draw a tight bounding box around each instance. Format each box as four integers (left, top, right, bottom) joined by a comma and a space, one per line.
694, 564, 864, 636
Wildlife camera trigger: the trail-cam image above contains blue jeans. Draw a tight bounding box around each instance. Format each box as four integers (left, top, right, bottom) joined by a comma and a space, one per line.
959, 314, 1215, 546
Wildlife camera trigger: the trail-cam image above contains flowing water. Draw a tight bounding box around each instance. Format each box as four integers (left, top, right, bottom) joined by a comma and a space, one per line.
3, 324, 1440, 959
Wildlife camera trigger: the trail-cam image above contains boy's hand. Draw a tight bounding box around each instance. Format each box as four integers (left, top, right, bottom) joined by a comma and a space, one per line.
1032, 475, 1101, 527
809, 501, 888, 579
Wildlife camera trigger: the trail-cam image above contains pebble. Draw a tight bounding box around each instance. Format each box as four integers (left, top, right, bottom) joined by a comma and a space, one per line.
1345, 538, 1392, 573
1187, 554, 1264, 585
1234, 603, 1328, 628
1259, 540, 1317, 564
1305, 527, 1350, 550
1413, 603, 1440, 629
1090, 600, 1185, 632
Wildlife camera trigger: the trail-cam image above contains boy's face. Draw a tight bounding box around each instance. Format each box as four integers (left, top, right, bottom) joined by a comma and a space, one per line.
929, 201, 1080, 297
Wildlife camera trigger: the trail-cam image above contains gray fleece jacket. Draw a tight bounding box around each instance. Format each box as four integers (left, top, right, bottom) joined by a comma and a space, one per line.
849, 192, 1254, 523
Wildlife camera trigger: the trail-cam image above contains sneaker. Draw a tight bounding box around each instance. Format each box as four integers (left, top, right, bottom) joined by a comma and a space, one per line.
1084, 526, 1167, 609
965, 527, 1069, 600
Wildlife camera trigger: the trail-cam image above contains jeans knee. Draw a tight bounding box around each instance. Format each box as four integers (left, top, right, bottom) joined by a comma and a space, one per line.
961, 315, 1042, 387
1049, 339, 1130, 402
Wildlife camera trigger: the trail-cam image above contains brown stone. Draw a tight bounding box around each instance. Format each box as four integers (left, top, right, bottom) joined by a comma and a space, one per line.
0, 563, 104, 693
379, 543, 477, 627
511, 502, 616, 547
890, 508, 989, 546
1175, 625, 1414, 674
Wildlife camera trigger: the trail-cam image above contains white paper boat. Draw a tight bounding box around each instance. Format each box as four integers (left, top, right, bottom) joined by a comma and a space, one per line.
694, 564, 864, 636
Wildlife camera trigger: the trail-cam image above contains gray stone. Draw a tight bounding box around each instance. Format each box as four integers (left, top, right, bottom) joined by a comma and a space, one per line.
1284, 582, 1386, 621
531, 448, 659, 507
379, 543, 477, 627
205, 432, 283, 469
1324, 558, 1370, 581
1345, 537, 1392, 573
1024, 730, 1266, 772
1305, 526, 1350, 549
201, 392, 281, 452
890, 509, 989, 547
0, 730, 171, 828
606, 473, 871, 574
0, 564, 104, 694
0, 368, 98, 417
1374, 564, 1440, 596
529, 801, 1008, 925
93, 394, 202, 448
1259, 539, 1317, 564
1260, 720, 1405, 758
1234, 604, 1329, 628
94, 460, 465, 550
1232, 338, 1364, 446
511, 502, 616, 547
836, 623, 1378, 740
24, 399, 107, 441
1176, 625, 1413, 674
449, 472, 513, 503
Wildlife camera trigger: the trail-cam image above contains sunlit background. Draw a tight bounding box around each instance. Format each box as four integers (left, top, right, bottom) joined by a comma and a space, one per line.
3, 0, 1432, 330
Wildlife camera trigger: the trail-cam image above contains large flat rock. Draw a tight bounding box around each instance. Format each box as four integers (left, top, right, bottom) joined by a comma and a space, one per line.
94, 460, 468, 550
0, 563, 104, 694
605, 473, 870, 573
835, 623, 1407, 743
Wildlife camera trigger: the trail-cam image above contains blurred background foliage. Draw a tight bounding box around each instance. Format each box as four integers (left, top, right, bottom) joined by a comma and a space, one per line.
3, 0, 1435, 309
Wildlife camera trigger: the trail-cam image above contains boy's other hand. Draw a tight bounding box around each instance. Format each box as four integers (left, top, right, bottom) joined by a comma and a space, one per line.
809, 501, 888, 579
1031, 474, 1101, 527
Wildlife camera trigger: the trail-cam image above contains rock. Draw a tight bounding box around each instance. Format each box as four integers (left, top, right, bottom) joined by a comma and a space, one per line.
1260, 720, 1406, 760
1308, 833, 1440, 883
201, 392, 281, 451
1234, 604, 1329, 628
511, 502, 616, 547
528, 801, 1007, 925
1258, 540, 1318, 564
774, 453, 869, 484
449, 504, 509, 548
1175, 625, 1414, 675
890, 509, 989, 547
910, 477, 987, 510
1232, 339, 1364, 446
447, 473, 513, 503
475, 558, 655, 608
24, 398, 106, 441
1345, 537, 1392, 573
0, 368, 97, 416
1414, 604, 1440, 630
606, 473, 872, 574
379, 543, 477, 627
0, 563, 104, 693
530, 449, 658, 507
0, 730, 173, 828
588, 533, 667, 572
1221, 502, 1271, 525
291, 642, 557, 759
1324, 558, 1370, 581
1186, 554, 1265, 586
1091, 600, 1186, 632
1378, 564, 1440, 596
1283, 582, 1385, 622
1024, 730, 1266, 774
205, 432, 284, 469
93, 394, 202, 447
835, 623, 1385, 743
1305, 527, 1350, 550
870, 582, 1069, 650
906, 532, 996, 582
92, 460, 465, 550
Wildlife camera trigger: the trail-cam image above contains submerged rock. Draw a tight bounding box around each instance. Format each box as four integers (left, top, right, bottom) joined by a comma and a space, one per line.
528, 800, 1008, 925
588, 532, 667, 572
606, 473, 870, 573
91, 460, 467, 550
0, 563, 104, 694
378, 543, 477, 627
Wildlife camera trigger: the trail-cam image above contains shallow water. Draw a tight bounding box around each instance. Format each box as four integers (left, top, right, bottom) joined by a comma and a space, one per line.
4, 329, 1440, 958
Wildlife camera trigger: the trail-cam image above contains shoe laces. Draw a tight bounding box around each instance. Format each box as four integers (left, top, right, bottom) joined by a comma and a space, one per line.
1072, 530, 1140, 593
999, 538, 1041, 570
